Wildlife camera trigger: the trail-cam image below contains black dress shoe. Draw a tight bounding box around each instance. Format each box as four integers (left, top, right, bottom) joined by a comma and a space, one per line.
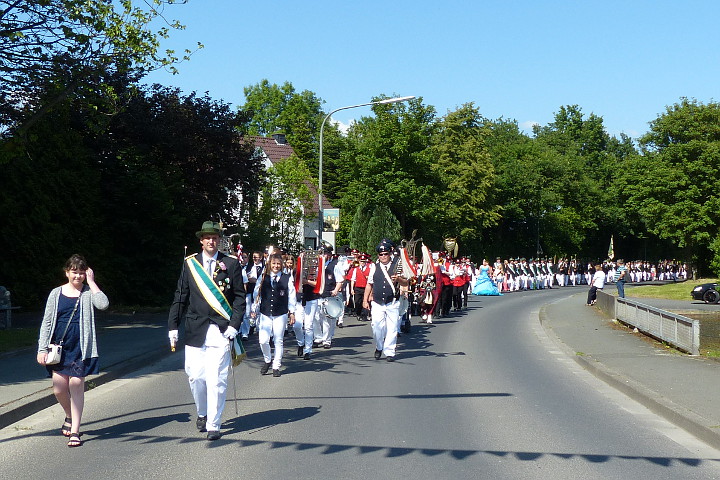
303, 353, 310, 360
297, 345, 304, 357
386, 356, 395, 362
272, 369, 281, 377
207, 430, 221, 441
196, 416, 207, 432
260, 362, 271, 375
374, 349, 382, 360
323, 344, 331, 349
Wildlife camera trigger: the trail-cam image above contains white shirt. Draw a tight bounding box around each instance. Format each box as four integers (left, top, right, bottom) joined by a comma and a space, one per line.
202, 253, 218, 274
592, 270, 606, 288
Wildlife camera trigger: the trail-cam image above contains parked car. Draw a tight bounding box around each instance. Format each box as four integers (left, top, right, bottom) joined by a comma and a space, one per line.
691, 283, 720, 303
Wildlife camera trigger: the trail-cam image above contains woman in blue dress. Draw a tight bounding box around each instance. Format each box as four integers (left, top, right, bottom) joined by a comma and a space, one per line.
472, 259, 502, 296
37, 254, 109, 447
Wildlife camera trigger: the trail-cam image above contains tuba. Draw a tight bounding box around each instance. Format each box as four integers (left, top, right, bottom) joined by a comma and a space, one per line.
443, 237, 459, 259
295, 249, 325, 294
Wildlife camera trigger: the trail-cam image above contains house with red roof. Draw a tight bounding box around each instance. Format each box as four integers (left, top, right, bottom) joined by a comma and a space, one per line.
246, 133, 337, 250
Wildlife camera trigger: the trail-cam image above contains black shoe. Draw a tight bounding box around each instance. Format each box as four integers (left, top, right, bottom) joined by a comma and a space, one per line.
297, 345, 304, 357
260, 362, 271, 375
323, 344, 331, 349
386, 356, 395, 362
374, 349, 382, 360
303, 353, 310, 360
196, 416, 207, 432
272, 369, 281, 377
337, 322, 343, 328
207, 430, 221, 441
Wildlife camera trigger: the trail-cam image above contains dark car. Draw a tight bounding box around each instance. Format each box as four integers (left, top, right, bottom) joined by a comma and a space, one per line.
691, 283, 720, 303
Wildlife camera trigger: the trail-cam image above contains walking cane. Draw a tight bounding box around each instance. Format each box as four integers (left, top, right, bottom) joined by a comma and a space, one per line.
230, 339, 238, 415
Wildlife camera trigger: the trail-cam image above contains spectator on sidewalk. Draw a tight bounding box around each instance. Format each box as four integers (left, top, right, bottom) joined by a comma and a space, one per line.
36, 254, 109, 448
614, 259, 628, 298
586, 264, 605, 306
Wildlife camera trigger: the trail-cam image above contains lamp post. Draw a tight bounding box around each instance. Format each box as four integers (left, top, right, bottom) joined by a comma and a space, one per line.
317, 95, 415, 247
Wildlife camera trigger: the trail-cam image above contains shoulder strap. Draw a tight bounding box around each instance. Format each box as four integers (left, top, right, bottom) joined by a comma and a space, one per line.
186, 256, 232, 320
56, 296, 81, 345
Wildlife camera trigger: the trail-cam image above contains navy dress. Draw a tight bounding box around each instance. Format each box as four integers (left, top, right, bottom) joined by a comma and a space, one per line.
46, 293, 99, 378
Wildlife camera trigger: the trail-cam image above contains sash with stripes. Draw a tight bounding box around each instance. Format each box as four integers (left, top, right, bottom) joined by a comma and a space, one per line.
186, 256, 232, 320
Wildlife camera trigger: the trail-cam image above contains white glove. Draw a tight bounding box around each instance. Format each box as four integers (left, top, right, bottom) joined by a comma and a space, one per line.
223, 326, 238, 340
169, 330, 179, 346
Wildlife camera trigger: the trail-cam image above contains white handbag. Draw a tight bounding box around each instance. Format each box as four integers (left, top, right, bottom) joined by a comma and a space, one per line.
45, 344, 63, 365
45, 297, 80, 365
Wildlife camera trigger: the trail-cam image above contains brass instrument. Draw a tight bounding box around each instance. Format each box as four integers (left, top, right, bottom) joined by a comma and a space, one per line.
443, 237, 459, 259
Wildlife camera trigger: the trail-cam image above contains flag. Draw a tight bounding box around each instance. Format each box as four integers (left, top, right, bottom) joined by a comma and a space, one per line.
231, 337, 247, 366
607, 235, 615, 260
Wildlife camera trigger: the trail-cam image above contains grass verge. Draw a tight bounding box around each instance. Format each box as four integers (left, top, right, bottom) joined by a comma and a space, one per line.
628, 278, 718, 300
0, 327, 38, 353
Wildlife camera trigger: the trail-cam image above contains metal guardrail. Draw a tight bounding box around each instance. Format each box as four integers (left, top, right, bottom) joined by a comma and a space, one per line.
613, 295, 700, 355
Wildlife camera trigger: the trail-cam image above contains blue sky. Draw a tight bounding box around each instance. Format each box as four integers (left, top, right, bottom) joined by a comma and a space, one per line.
144, 0, 719, 139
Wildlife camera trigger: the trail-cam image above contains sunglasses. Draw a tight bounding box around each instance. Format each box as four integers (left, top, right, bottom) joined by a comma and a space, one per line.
378, 252, 390, 256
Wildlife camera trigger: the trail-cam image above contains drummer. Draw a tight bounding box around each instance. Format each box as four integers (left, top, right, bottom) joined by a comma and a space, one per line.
363, 239, 408, 362
316, 245, 345, 349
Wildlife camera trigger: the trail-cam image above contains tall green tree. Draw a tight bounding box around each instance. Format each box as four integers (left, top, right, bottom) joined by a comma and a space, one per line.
426, 103, 501, 254
249, 154, 315, 253
0, 80, 262, 307
1, 0, 198, 135
241, 80, 327, 170
337, 96, 436, 240
365, 204, 401, 255
628, 98, 720, 274
349, 203, 373, 253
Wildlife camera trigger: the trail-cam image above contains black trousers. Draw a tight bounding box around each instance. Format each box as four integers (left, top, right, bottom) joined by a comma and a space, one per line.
587, 286, 601, 304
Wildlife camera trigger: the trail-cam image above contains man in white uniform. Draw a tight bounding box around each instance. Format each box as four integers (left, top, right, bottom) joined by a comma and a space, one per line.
363, 240, 409, 362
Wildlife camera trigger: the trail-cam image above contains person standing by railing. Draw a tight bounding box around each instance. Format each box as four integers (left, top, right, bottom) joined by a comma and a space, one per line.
586, 264, 605, 306
614, 259, 628, 298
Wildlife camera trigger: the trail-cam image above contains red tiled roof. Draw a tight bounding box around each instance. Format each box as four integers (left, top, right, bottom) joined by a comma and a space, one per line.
247, 135, 295, 165
244, 135, 333, 215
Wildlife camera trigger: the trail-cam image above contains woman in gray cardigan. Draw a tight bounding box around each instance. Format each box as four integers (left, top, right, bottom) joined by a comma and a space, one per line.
37, 254, 109, 447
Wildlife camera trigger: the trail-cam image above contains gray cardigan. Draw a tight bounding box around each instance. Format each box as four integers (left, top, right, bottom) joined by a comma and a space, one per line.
37, 286, 109, 360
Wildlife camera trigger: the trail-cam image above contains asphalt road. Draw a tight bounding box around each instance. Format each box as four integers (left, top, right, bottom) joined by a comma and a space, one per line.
2, 289, 720, 479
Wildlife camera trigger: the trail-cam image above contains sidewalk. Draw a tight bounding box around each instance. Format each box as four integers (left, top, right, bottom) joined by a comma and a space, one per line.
0, 312, 171, 430
540, 291, 720, 450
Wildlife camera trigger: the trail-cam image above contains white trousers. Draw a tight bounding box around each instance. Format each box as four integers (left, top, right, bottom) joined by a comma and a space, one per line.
293, 300, 317, 354
258, 313, 287, 369
371, 300, 400, 357
318, 298, 337, 346
184, 324, 230, 432
241, 292, 254, 336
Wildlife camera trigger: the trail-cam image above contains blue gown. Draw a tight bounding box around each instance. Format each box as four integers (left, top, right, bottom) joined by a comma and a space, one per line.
46, 293, 99, 378
472, 266, 502, 296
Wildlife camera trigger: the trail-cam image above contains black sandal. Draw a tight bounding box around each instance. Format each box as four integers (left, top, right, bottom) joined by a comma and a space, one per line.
61, 417, 72, 437
67, 433, 82, 447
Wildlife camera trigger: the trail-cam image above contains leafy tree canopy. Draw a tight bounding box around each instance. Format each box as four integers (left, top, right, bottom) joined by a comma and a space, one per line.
1, 0, 199, 134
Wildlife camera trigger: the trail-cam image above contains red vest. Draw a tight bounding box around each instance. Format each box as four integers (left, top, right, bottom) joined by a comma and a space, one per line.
354, 264, 371, 289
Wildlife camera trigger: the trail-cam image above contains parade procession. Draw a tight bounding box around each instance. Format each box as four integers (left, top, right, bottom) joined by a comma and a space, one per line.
166, 220, 695, 441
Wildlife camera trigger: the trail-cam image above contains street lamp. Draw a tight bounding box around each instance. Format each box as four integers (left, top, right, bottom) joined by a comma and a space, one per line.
317, 95, 415, 247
